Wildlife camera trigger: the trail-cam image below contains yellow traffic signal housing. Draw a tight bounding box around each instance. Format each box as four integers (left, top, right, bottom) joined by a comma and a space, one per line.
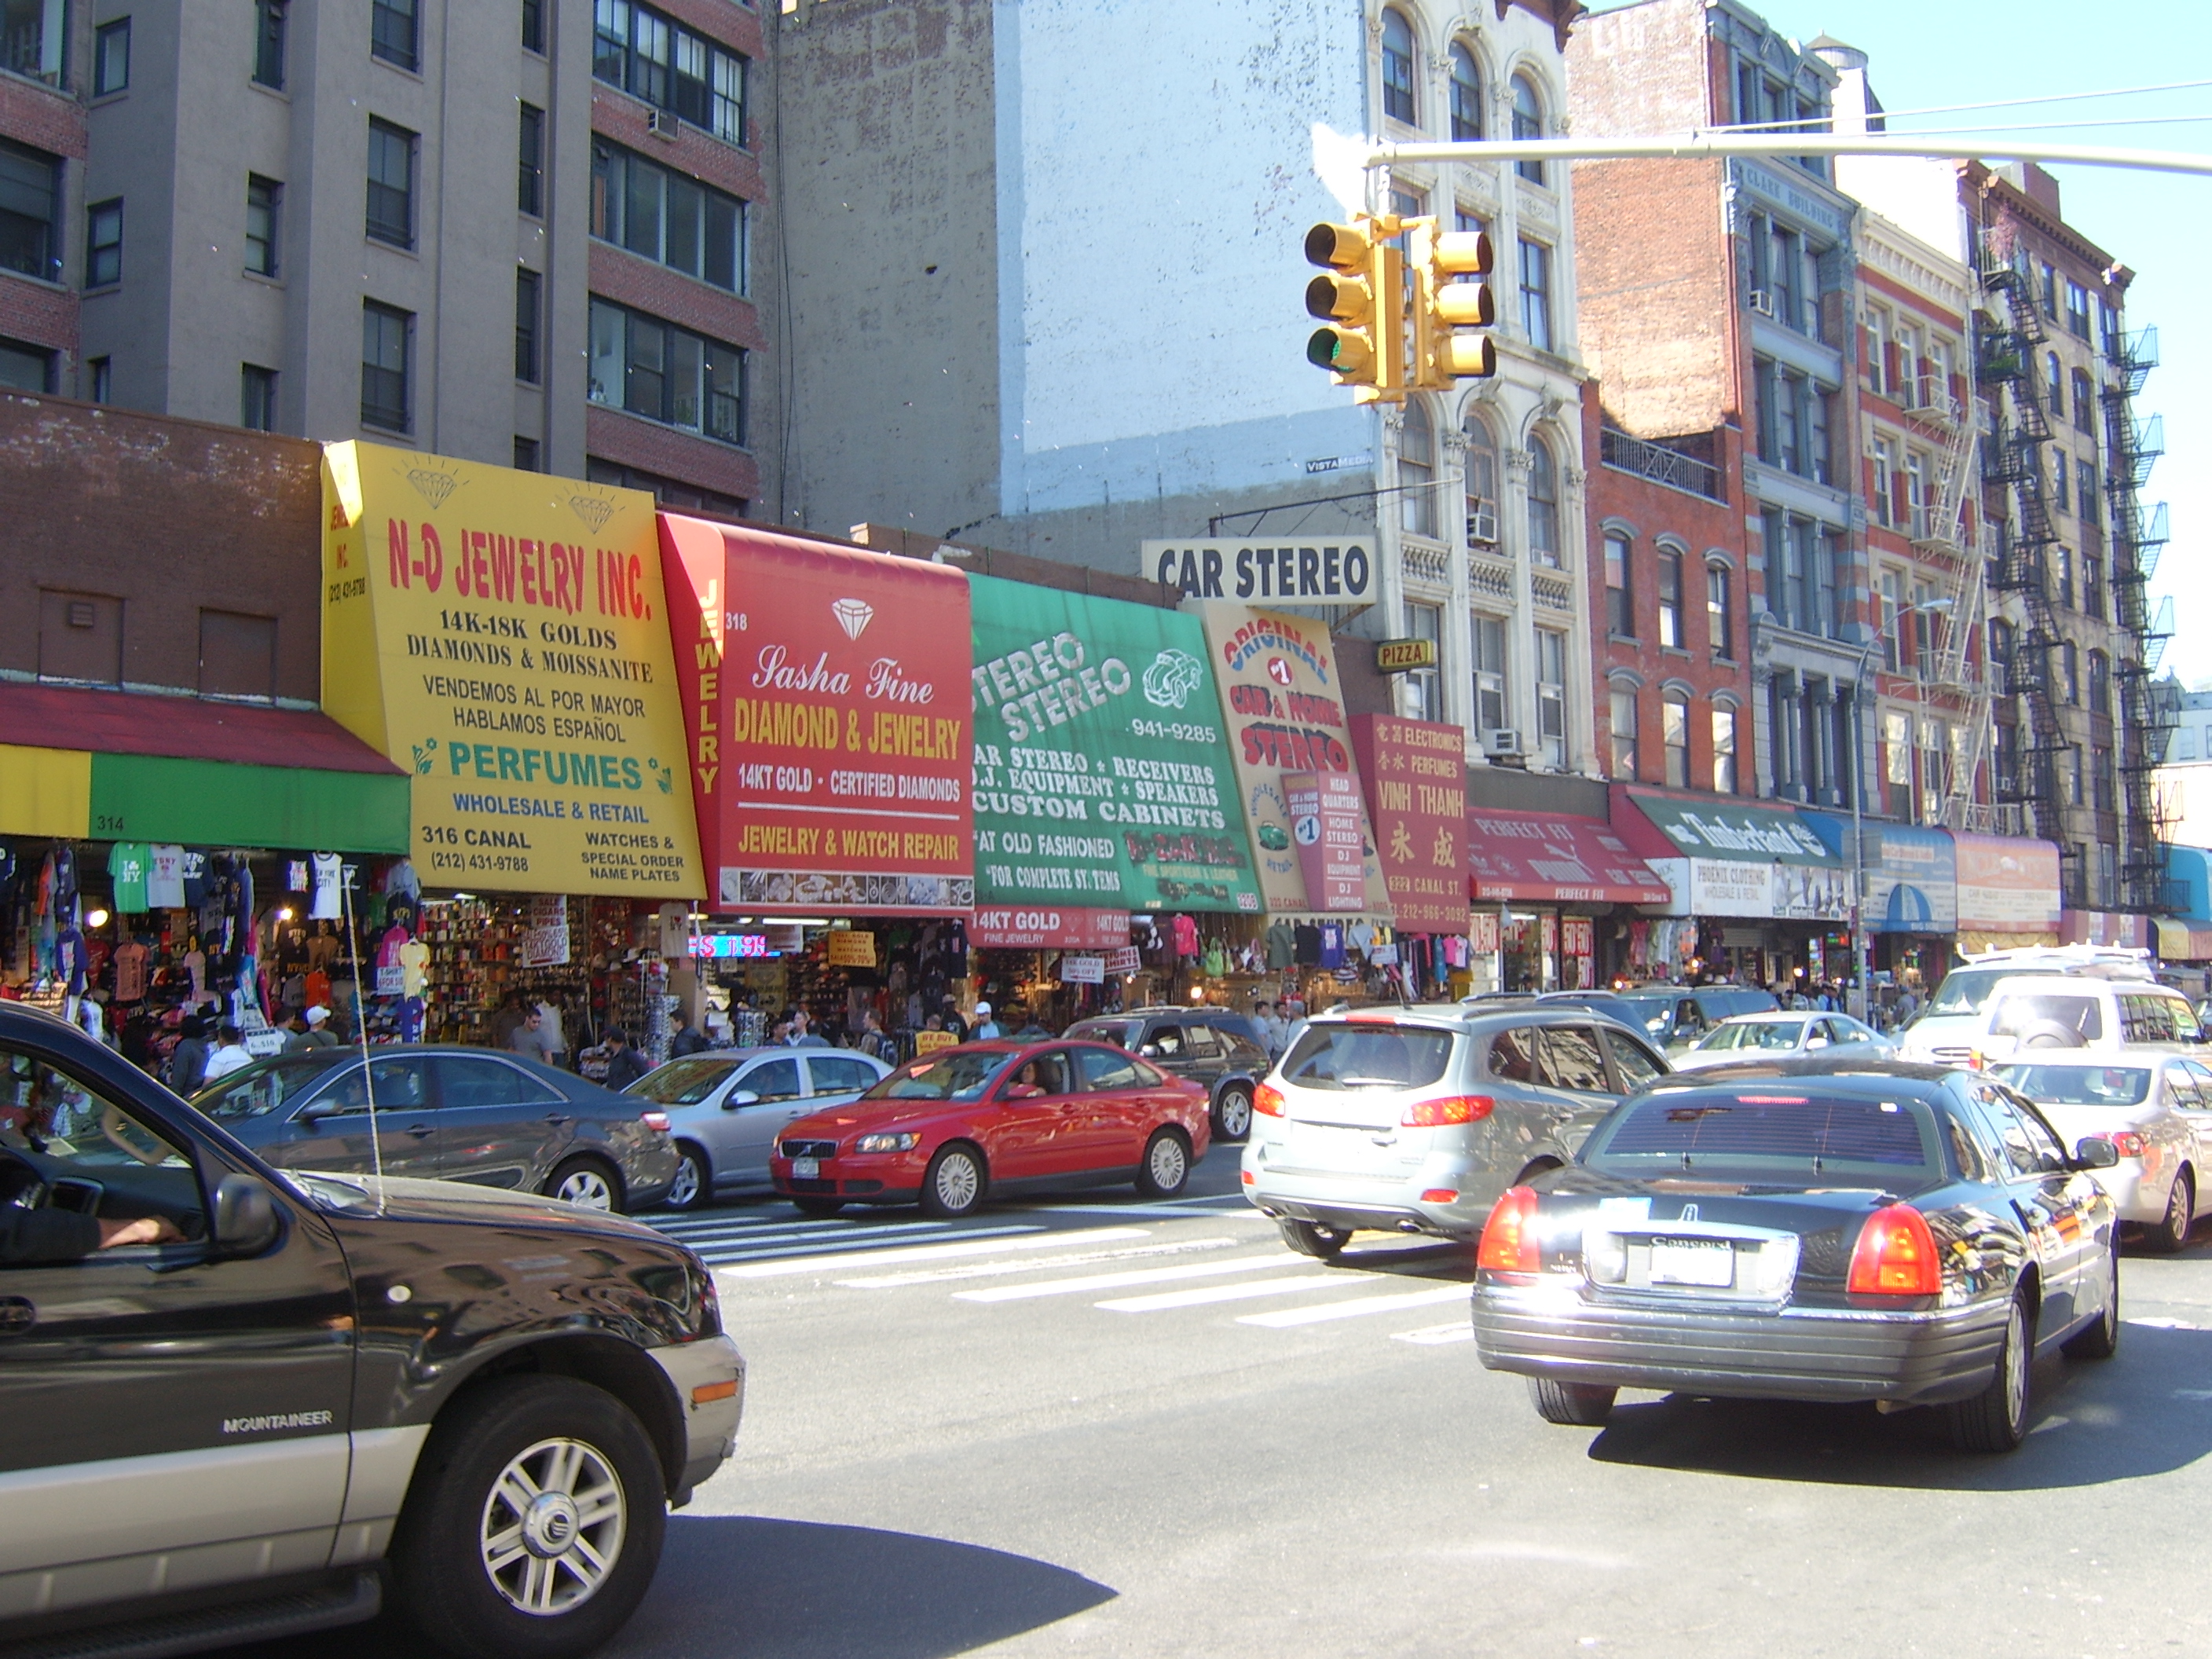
1305, 216, 1404, 403
1409, 220, 1496, 389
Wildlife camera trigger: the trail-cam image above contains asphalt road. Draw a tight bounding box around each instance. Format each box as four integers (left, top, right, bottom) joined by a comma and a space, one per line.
240, 1144, 2212, 1657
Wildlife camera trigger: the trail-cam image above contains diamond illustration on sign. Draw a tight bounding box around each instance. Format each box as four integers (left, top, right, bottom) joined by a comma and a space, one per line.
1141, 649, 1203, 710
831, 598, 874, 640
568, 494, 616, 534
404, 468, 459, 509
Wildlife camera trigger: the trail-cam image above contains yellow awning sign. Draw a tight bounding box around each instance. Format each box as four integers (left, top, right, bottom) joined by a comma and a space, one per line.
320, 441, 705, 896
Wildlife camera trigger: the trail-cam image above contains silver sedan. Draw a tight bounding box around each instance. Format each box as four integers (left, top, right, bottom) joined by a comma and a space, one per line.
1993, 1049, 2212, 1252
627, 1047, 892, 1210
1670, 1011, 1895, 1071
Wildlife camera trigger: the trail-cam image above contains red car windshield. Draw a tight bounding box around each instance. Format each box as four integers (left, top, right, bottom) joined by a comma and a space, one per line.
867, 1049, 1017, 1103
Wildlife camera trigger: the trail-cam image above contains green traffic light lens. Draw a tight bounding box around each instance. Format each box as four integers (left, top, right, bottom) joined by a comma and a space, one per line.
1306, 328, 1342, 371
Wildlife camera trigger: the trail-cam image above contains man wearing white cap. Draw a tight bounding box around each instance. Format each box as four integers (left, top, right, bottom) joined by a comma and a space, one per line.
301, 1005, 341, 1048
971, 1002, 1002, 1040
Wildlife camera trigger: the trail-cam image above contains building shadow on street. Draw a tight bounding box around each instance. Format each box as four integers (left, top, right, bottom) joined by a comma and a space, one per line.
1579, 1321, 2212, 1492
218, 1516, 1115, 1659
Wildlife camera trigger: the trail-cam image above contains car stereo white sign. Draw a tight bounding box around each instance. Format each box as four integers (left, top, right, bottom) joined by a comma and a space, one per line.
1140, 539, 1373, 603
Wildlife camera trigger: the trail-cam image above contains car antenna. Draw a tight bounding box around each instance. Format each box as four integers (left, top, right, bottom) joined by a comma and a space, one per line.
339, 859, 387, 1215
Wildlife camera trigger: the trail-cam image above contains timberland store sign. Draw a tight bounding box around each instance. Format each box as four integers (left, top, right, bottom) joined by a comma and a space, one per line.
1140, 539, 1374, 603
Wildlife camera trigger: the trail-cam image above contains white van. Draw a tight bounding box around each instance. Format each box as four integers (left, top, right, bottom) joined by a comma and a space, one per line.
1896, 945, 2159, 1064
1967, 972, 2203, 1068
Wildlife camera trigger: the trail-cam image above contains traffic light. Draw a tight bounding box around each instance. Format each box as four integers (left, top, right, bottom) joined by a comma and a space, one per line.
1305, 215, 1404, 403
1409, 220, 1496, 389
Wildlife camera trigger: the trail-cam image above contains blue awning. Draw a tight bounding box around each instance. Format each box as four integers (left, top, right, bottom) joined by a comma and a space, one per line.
1796, 815, 1958, 934
2163, 844, 2212, 922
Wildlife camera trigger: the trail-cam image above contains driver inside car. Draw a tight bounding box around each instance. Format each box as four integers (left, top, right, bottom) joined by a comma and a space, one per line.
0, 1206, 183, 1263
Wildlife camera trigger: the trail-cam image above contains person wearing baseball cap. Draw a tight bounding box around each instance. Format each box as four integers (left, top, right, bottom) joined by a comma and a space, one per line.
971, 1002, 1002, 1040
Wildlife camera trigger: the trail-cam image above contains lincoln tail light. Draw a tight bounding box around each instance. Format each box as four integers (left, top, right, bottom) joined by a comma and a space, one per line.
639, 1111, 672, 1134
1476, 1185, 1541, 1273
1848, 1203, 1941, 1296
1253, 1082, 1286, 1117
1402, 1095, 1496, 1128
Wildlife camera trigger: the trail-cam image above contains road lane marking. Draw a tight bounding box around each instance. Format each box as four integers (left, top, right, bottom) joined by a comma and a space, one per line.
2128, 1316, 2210, 1330
1015, 1203, 1272, 1220
956, 1252, 1300, 1302
694, 1225, 1041, 1265
716, 1226, 1149, 1279
1238, 1283, 1471, 1328
1391, 1322, 1475, 1346
1095, 1273, 1345, 1313
837, 1236, 1248, 1288
658, 1220, 952, 1247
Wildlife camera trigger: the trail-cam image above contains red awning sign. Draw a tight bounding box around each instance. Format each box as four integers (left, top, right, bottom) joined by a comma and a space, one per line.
1465, 808, 1672, 906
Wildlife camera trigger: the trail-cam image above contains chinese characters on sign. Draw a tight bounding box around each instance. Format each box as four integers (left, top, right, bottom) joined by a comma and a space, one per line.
1350, 716, 1467, 932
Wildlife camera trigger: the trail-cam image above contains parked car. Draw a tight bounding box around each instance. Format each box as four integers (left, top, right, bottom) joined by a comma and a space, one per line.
1613, 985, 1780, 1050
1896, 944, 2159, 1064
0, 1001, 742, 1658
1965, 972, 2203, 1068
625, 1047, 893, 1210
769, 1039, 1212, 1218
1994, 1050, 2212, 1251
1064, 1006, 1271, 1142
1471, 1057, 2121, 1452
1241, 1004, 1671, 1259
1670, 1009, 1895, 1071
193, 1046, 678, 1214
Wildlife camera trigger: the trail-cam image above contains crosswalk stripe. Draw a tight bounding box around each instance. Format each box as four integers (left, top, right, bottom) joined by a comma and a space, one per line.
648, 1213, 889, 1235
1236, 1283, 1469, 1329
1095, 1273, 1343, 1313
654, 1218, 950, 1247
716, 1225, 1150, 1280
838, 1236, 1247, 1289
697, 1224, 1042, 1267
1020, 1203, 1271, 1221
1390, 1322, 1475, 1346
955, 1251, 1298, 1303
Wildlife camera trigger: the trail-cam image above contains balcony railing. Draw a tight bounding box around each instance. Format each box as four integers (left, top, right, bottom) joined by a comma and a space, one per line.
1599, 428, 1724, 503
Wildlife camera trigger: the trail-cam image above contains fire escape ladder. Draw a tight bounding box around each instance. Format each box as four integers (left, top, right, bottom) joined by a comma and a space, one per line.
2100, 323, 2168, 912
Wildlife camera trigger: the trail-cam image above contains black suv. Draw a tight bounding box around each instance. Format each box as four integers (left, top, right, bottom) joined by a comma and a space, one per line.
1064, 1007, 1273, 1141
0, 1003, 743, 1659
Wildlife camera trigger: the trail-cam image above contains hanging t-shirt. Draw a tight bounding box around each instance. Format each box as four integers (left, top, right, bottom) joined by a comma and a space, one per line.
112, 941, 149, 1002
108, 844, 148, 914
383, 859, 421, 905
287, 860, 311, 893
50, 845, 77, 912
1318, 922, 1345, 969
55, 925, 86, 996
1346, 918, 1375, 958
1265, 921, 1297, 969
183, 947, 208, 1004
1293, 923, 1321, 965
398, 938, 430, 998
310, 854, 344, 921
1171, 915, 1199, 959
304, 967, 332, 1011
146, 845, 187, 909
179, 849, 209, 907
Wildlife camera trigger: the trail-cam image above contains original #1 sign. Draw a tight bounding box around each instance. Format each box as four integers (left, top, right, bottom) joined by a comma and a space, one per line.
318, 441, 705, 897
1139, 539, 1374, 603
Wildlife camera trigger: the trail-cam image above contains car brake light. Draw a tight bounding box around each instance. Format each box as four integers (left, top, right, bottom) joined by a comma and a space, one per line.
1420, 1188, 1459, 1203
2111, 1131, 2148, 1158
639, 1111, 672, 1133
1848, 1203, 1941, 1296
1254, 1082, 1286, 1117
1401, 1095, 1495, 1128
1965, 1050, 1985, 1071
1241, 1169, 1254, 1185
1476, 1186, 1540, 1273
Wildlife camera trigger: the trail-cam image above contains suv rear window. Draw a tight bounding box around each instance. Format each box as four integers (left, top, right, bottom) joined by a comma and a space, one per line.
1989, 993, 2104, 1042
1991, 1064, 2152, 1107
1282, 1024, 1454, 1091
1584, 1086, 1940, 1177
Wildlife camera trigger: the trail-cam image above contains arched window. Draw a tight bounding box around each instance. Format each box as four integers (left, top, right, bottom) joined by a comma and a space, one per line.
1381, 10, 1416, 126
1399, 400, 1436, 538
1663, 692, 1691, 787
1526, 434, 1559, 566
1511, 74, 1544, 183
1464, 414, 1500, 544
1448, 43, 1482, 141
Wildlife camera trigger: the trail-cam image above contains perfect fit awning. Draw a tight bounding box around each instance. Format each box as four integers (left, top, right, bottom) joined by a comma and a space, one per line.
0, 682, 410, 851
1464, 808, 1672, 906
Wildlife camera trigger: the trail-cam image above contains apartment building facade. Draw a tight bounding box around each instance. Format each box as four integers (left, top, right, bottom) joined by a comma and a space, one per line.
1, 0, 769, 511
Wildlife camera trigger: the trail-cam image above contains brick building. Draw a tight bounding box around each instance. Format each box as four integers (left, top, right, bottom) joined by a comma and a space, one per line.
0, 2, 83, 391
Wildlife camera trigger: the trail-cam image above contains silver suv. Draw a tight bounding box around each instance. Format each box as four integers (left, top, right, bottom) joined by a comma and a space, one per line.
1241, 1005, 1669, 1258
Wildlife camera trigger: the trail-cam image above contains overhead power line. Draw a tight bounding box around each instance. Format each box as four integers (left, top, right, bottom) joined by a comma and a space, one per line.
1719, 76, 2212, 134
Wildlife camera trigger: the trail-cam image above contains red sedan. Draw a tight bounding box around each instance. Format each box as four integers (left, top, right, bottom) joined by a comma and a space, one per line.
769, 1040, 1212, 1218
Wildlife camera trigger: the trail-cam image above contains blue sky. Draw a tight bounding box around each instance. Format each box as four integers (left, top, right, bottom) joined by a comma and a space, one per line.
1615, 0, 2212, 683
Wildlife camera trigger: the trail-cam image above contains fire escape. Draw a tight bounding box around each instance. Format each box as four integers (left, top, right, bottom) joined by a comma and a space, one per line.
1974, 252, 2070, 879
2104, 324, 2175, 911
1913, 374, 1992, 831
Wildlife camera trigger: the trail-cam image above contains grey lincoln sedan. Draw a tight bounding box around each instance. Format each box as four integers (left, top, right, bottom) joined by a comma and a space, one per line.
192, 1046, 679, 1212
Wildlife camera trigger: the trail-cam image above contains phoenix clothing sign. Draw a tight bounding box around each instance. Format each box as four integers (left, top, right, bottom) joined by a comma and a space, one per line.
967, 575, 1257, 915
661, 519, 974, 915
319, 441, 704, 895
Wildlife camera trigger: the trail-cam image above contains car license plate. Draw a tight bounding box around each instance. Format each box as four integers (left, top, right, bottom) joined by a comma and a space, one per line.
1648, 1239, 1734, 1287
792, 1157, 819, 1180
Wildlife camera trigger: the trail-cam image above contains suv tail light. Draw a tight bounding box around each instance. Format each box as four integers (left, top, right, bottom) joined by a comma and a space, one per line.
1254, 1082, 1286, 1117
639, 1111, 672, 1133
1476, 1186, 1540, 1273
1848, 1203, 1941, 1295
1401, 1095, 1496, 1128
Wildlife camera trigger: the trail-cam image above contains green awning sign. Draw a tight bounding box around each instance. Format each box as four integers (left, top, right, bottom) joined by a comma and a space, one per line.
1628, 793, 1839, 867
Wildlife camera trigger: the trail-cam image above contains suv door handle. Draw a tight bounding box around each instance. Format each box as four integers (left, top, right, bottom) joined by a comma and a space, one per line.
0, 1297, 34, 1335
405, 1123, 435, 1139
543, 1113, 572, 1126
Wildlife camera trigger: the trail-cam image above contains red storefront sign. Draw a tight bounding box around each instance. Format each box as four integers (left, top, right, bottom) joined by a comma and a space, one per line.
1285, 770, 1366, 911
661, 517, 974, 914
1464, 808, 1672, 905
970, 907, 1132, 950
1349, 715, 1468, 932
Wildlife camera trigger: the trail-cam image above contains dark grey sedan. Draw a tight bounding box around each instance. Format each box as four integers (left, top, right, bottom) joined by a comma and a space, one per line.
191, 1046, 679, 1213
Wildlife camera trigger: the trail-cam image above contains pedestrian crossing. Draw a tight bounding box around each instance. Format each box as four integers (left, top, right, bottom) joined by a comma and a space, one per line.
645, 1202, 1475, 1347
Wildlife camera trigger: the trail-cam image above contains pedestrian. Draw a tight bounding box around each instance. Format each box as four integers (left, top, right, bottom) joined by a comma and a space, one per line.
1255, 999, 1290, 1059
299, 1005, 341, 1049
599, 1028, 651, 1092
488, 992, 527, 1052
942, 1005, 970, 1043
970, 1001, 1002, 1041
509, 1007, 562, 1067
201, 1023, 254, 1084
783, 1008, 831, 1049
168, 1015, 211, 1094
855, 1010, 893, 1063
668, 1011, 709, 1059
280, 1010, 316, 1053
1013, 1008, 1051, 1039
